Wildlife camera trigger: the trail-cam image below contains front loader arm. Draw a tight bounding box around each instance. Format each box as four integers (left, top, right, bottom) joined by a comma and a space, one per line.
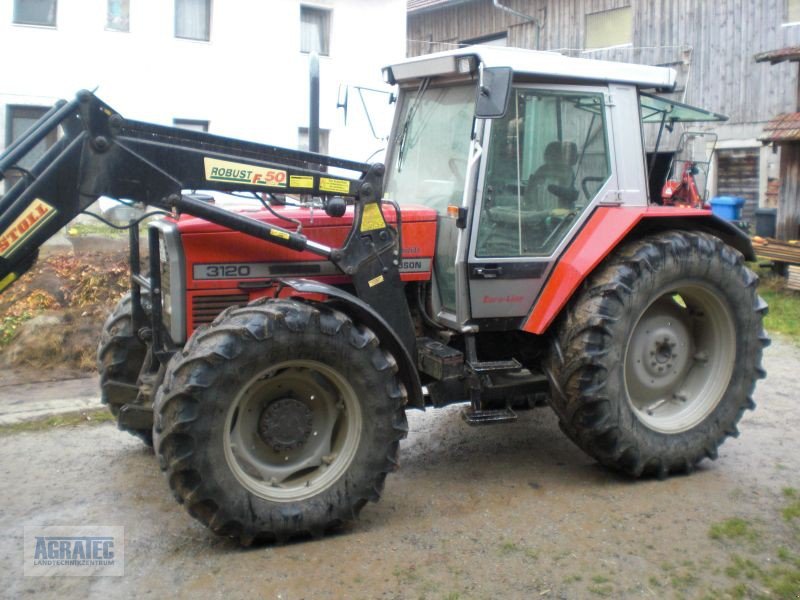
0, 90, 416, 353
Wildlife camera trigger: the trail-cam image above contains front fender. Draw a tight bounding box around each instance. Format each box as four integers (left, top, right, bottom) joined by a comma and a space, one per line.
280, 278, 424, 410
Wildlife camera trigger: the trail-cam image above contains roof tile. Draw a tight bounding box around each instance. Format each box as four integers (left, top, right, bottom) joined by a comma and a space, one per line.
761, 112, 800, 142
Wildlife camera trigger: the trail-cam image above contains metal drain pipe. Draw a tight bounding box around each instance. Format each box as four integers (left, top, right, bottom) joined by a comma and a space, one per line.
491, 0, 544, 49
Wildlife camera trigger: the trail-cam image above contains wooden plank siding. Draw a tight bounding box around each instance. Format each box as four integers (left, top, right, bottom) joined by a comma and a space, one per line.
408, 0, 800, 129
778, 144, 800, 240
716, 148, 760, 222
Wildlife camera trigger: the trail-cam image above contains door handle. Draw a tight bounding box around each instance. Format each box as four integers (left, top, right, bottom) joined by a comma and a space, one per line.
472, 266, 504, 279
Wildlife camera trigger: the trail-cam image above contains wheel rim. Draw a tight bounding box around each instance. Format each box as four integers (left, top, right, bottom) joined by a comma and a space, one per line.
623, 282, 736, 434
223, 360, 362, 502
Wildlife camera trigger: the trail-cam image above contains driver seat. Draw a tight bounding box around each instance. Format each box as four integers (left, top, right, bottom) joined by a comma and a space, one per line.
524, 141, 578, 211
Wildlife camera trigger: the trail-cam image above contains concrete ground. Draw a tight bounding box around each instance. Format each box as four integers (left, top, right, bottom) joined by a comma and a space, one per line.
0, 375, 99, 425
0, 339, 798, 599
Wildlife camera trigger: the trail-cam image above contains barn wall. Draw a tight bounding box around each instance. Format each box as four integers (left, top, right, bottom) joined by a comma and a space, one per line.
778, 144, 800, 240
408, 0, 800, 129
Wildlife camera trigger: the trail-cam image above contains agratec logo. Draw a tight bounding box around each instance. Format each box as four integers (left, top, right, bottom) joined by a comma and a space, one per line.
204, 157, 287, 188
24, 526, 124, 577
0, 199, 56, 258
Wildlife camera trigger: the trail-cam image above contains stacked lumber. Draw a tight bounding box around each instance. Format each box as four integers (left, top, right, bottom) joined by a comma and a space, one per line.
752, 236, 800, 264
789, 266, 800, 291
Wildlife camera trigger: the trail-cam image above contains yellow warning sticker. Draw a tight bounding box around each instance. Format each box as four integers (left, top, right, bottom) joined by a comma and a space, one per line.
0, 199, 57, 258
360, 203, 386, 232
0, 272, 18, 293
319, 177, 350, 194
204, 157, 287, 188
290, 175, 314, 189
270, 229, 290, 240
368, 274, 385, 288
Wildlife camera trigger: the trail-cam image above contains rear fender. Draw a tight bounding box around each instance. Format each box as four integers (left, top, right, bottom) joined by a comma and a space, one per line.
280, 278, 424, 410
520, 207, 755, 335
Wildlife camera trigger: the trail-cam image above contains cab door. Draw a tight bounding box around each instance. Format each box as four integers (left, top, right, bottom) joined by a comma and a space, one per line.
467, 85, 616, 321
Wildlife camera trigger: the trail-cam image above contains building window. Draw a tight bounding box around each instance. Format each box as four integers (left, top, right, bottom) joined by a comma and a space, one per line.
13, 0, 57, 27
298, 127, 329, 155
175, 0, 211, 41
301, 6, 331, 55
4, 105, 58, 191
106, 0, 129, 31
585, 6, 633, 50
788, 0, 800, 23
173, 118, 209, 132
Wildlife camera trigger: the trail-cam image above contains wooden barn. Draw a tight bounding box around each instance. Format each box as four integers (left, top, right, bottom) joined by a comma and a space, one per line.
757, 47, 800, 243
407, 0, 800, 223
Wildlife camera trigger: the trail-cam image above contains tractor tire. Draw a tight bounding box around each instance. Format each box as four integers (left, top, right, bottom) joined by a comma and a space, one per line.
97, 292, 153, 446
547, 230, 769, 478
153, 298, 408, 545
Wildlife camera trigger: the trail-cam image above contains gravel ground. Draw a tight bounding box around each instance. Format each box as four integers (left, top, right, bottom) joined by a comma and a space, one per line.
0, 339, 798, 599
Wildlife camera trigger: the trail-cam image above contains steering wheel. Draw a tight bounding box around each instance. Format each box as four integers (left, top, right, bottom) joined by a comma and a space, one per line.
581, 176, 607, 200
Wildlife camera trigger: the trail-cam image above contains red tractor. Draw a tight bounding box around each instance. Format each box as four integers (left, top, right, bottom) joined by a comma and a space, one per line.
0, 47, 768, 545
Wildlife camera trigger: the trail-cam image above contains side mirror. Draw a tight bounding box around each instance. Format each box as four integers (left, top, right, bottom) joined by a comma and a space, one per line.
475, 66, 512, 119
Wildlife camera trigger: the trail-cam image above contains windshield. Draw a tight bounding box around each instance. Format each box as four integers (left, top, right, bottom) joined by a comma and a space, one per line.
384, 84, 475, 214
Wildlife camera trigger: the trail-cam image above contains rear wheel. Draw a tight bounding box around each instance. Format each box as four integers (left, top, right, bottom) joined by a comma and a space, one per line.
97, 292, 152, 445
153, 298, 408, 544
548, 231, 769, 477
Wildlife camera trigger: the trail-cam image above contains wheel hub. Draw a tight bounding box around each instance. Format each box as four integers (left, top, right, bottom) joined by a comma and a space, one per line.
629, 310, 692, 396
258, 398, 313, 452
624, 285, 737, 434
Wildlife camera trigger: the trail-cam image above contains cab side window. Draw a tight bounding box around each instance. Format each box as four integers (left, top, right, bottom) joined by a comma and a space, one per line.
476, 88, 611, 257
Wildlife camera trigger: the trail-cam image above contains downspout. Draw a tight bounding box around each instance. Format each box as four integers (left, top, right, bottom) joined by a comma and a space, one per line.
491, 0, 544, 49
309, 51, 320, 154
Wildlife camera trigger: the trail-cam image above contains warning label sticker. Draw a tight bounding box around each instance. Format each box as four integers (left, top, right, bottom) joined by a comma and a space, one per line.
319, 177, 350, 194
290, 175, 314, 189
360, 203, 386, 232
368, 274, 385, 288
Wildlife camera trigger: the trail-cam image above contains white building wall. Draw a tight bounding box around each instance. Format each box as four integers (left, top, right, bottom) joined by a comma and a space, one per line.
0, 0, 405, 165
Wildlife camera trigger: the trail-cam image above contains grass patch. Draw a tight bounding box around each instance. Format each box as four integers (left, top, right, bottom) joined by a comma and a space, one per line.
709, 517, 760, 542
723, 551, 800, 599
0, 409, 114, 435
587, 584, 613, 597
0, 312, 33, 346
725, 555, 761, 580
783, 502, 800, 522
782, 487, 800, 522
591, 575, 610, 584
392, 565, 420, 586
670, 570, 699, 590
759, 280, 800, 343
498, 541, 520, 555
523, 549, 538, 561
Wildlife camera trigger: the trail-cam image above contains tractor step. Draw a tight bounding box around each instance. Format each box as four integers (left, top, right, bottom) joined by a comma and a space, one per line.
467, 358, 522, 374
461, 407, 518, 426
118, 403, 154, 431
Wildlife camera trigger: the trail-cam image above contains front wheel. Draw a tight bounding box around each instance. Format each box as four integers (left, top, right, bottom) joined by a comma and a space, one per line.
153, 298, 408, 544
548, 230, 769, 478
97, 292, 153, 445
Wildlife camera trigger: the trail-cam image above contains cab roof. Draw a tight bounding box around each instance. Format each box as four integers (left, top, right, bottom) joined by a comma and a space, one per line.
387, 46, 677, 92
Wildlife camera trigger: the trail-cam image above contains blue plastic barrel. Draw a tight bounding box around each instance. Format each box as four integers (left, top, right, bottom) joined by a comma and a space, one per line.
710, 196, 745, 220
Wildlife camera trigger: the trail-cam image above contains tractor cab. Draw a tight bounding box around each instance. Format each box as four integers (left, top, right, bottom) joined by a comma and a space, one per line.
381, 47, 725, 332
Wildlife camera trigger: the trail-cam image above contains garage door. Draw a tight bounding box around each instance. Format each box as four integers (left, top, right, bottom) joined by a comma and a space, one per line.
716, 148, 759, 224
